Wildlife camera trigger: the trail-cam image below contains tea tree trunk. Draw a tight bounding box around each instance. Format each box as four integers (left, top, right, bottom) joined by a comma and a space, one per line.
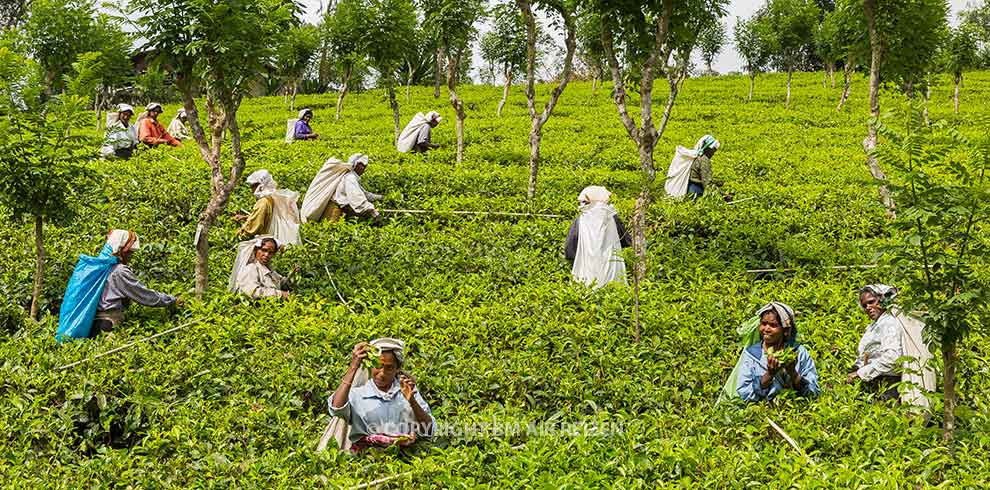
942, 340, 957, 448
388, 84, 400, 145
30, 215, 45, 320
518, 0, 576, 199
433, 47, 442, 98
785, 68, 792, 108
748, 72, 755, 101
406, 62, 415, 103
837, 55, 853, 111
336, 65, 352, 121
446, 47, 466, 164
179, 76, 247, 297
954, 72, 961, 114
497, 69, 512, 117
863, 0, 896, 217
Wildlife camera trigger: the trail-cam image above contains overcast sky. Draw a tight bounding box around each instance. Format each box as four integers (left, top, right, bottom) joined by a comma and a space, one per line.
300, 0, 974, 78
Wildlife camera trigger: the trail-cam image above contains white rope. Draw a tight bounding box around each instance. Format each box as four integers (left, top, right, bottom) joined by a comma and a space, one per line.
57, 319, 201, 371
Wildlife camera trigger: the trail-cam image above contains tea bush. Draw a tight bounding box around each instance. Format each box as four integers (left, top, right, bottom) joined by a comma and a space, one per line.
1, 72, 988, 487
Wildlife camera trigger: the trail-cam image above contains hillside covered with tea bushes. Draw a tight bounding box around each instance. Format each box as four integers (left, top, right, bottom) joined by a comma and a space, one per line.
2, 72, 989, 487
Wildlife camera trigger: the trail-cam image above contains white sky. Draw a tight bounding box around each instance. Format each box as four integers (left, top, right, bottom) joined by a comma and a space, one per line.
300, 0, 974, 78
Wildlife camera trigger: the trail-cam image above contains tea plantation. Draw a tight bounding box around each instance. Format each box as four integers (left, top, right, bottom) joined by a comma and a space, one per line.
2, 72, 989, 487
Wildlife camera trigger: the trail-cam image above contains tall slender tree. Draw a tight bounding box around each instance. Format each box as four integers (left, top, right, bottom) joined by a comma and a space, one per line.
517, 0, 577, 198
587, 0, 727, 341
130, 0, 301, 296
758, 0, 820, 107
366, 0, 418, 141
939, 25, 978, 114
480, 2, 529, 117
326, 0, 369, 120
733, 15, 769, 101
422, 0, 485, 164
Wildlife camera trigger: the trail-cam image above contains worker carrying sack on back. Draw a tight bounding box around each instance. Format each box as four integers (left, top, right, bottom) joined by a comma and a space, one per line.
397, 111, 441, 153
56, 230, 181, 341
564, 186, 631, 290
299, 153, 383, 225
665, 134, 720, 199
233, 169, 302, 247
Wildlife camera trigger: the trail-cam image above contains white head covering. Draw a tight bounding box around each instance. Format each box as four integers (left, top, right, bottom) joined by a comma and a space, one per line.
756, 302, 798, 344
578, 186, 611, 205
117, 103, 134, 114
860, 284, 898, 308
370, 337, 405, 366
176, 108, 187, 118
105, 229, 141, 255
246, 169, 277, 198
347, 153, 369, 167
298, 108, 313, 119
694, 134, 720, 155
146, 102, 163, 112
426, 111, 441, 123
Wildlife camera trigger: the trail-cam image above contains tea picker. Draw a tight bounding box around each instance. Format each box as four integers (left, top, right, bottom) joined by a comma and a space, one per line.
285, 108, 319, 142
324, 338, 436, 453
55, 230, 182, 342
232, 169, 302, 246
300, 154, 383, 225
231, 236, 296, 299
664, 134, 720, 199
735, 302, 821, 402
397, 111, 441, 153
563, 186, 632, 290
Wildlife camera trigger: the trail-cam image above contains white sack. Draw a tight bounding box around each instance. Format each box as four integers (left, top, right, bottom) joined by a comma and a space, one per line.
227, 240, 257, 293
665, 146, 697, 198
893, 307, 936, 410
317, 368, 370, 452
571, 203, 626, 289
285, 119, 298, 143
300, 158, 351, 223
397, 112, 428, 153
270, 189, 302, 246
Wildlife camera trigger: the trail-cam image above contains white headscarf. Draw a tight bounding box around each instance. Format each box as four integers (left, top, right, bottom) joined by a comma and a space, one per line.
176, 108, 187, 119
105, 229, 141, 255
756, 301, 798, 344
246, 169, 277, 198
106, 104, 135, 126
694, 134, 720, 156
246, 236, 280, 264
860, 284, 898, 308
426, 111, 441, 123
578, 186, 611, 209
348, 153, 369, 167
370, 337, 405, 367
298, 108, 313, 119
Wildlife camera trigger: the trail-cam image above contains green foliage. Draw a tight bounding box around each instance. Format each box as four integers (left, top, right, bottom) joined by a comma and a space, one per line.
939, 25, 980, 79
421, 0, 486, 61
875, 106, 990, 346
132, 0, 302, 99
365, 0, 418, 86
480, 2, 529, 82
757, 0, 820, 73
23, 0, 128, 95
696, 20, 726, 73
271, 24, 321, 93
1, 74, 990, 486
869, 0, 948, 87
325, 0, 371, 79
733, 15, 768, 76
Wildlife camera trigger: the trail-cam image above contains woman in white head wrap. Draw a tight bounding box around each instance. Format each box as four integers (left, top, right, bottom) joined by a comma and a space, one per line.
846, 284, 934, 406
325, 337, 436, 453
664, 134, 720, 198
397, 111, 441, 153
563, 186, 632, 289
167, 108, 191, 140
92, 229, 180, 336
736, 301, 821, 402
233, 236, 291, 299
234, 169, 301, 246
100, 104, 139, 159
300, 153, 383, 224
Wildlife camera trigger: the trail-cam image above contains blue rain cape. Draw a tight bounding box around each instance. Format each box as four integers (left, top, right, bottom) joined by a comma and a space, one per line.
55, 244, 118, 342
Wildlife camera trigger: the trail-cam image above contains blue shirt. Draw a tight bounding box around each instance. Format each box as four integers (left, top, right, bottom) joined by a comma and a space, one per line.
328, 378, 436, 443
737, 343, 821, 402
294, 119, 313, 139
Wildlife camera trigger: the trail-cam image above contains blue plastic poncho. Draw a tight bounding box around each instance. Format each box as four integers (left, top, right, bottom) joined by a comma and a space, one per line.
55, 244, 118, 342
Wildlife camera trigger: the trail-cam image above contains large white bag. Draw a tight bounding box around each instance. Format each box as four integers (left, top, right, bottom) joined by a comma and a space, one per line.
300, 158, 350, 223
270, 189, 301, 246
285, 119, 298, 143
664, 146, 697, 198
397, 113, 428, 153
893, 308, 936, 410
571, 204, 626, 289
